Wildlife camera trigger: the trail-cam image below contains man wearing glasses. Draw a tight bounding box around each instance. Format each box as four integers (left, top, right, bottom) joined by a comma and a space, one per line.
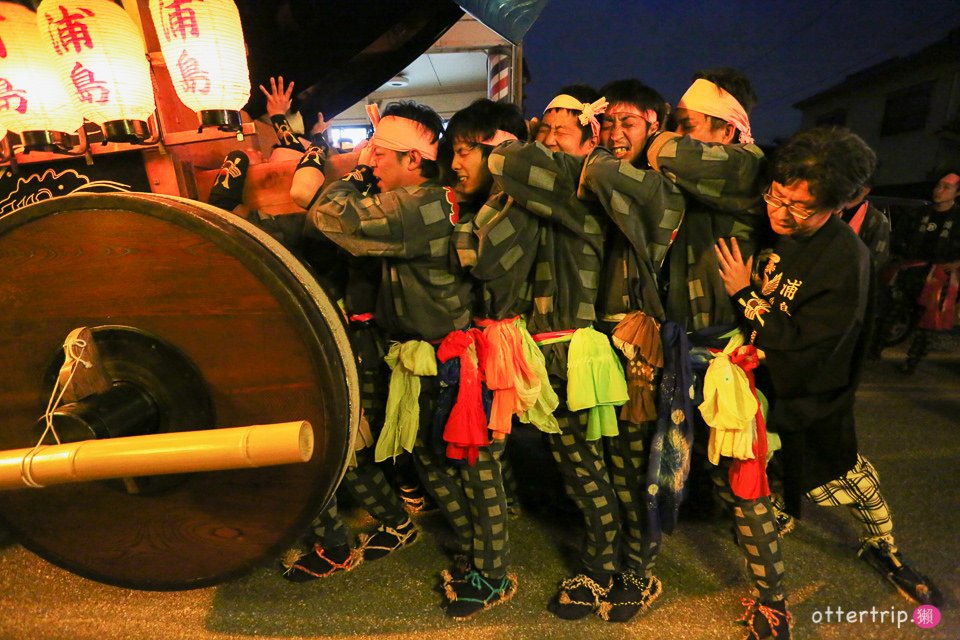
716, 128, 942, 639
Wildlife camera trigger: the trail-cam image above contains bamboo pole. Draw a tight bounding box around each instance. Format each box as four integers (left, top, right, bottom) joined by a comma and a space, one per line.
0, 421, 313, 491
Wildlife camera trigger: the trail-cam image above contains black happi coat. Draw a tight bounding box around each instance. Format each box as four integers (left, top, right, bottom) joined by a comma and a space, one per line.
733, 215, 872, 515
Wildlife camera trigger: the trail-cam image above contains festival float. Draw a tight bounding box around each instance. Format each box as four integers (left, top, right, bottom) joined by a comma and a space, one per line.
0, 0, 543, 590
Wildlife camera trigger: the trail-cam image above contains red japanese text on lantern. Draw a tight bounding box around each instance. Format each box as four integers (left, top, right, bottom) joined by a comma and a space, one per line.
0, 16, 7, 59
158, 0, 202, 41
44, 5, 95, 55
176, 50, 210, 94
71, 62, 109, 104
0, 78, 27, 114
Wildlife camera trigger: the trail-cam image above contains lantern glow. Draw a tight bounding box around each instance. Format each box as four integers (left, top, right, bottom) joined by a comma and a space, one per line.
0, 3, 84, 146
149, 0, 250, 131
37, 0, 156, 142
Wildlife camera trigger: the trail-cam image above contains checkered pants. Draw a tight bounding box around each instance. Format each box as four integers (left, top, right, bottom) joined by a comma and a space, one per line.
310, 447, 410, 546
733, 495, 786, 602
412, 380, 510, 579
607, 419, 660, 577
310, 497, 347, 548
548, 408, 620, 576
806, 454, 894, 544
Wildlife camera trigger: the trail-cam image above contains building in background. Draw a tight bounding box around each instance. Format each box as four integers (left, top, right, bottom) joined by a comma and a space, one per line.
795, 27, 960, 198
327, 14, 520, 146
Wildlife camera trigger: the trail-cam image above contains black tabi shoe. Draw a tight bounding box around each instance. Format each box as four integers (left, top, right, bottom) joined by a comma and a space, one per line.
357, 518, 418, 561
740, 597, 792, 639
858, 539, 943, 606
444, 570, 517, 620
597, 572, 663, 622
440, 553, 474, 591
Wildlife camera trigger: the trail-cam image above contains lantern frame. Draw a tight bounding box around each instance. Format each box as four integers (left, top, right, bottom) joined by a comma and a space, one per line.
99, 111, 161, 146
18, 129, 87, 156
199, 109, 242, 133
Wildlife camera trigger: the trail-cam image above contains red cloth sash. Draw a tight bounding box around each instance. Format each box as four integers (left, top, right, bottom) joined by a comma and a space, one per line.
917, 265, 960, 331
726, 345, 770, 500
437, 329, 489, 465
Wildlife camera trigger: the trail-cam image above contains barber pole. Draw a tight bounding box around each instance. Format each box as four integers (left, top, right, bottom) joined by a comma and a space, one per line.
487, 46, 510, 103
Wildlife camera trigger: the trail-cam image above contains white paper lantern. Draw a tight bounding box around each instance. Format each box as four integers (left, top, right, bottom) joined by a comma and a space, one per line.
37, 0, 155, 126
149, 0, 250, 128
0, 3, 83, 136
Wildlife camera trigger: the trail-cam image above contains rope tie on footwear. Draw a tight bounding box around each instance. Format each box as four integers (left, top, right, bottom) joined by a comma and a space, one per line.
596, 574, 662, 621
740, 598, 791, 639
441, 554, 473, 587
445, 571, 518, 619
283, 545, 362, 579
455, 571, 512, 604
558, 574, 610, 607
358, 520, 417, 556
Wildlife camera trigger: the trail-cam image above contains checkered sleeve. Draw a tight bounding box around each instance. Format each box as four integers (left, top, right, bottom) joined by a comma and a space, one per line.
471, 194, 541, 282
488, 140, 591, 235
308, 182, 454, 259
647, 132, 766, 214
580, 148, 686, 270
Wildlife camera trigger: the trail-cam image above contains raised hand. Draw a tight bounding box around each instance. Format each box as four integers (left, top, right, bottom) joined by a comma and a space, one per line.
311, 112, 330, 136
259, 76, 294, 117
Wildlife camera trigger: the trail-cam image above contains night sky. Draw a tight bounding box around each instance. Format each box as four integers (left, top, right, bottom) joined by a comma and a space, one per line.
521, 0, 960, 143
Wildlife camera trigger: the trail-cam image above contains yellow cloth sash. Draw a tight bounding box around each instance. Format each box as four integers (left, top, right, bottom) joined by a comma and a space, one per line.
700, 332, 758, 464
375, 340, 437, 462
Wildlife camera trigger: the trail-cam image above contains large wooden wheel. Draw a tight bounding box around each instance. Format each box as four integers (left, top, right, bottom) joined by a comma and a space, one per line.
0, 192, 358, 590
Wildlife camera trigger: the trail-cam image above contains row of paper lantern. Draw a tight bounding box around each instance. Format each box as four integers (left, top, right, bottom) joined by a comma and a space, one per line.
0, 0, 250, 143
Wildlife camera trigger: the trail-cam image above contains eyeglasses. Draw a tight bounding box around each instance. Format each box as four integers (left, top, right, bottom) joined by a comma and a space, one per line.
762, 190, 820, 220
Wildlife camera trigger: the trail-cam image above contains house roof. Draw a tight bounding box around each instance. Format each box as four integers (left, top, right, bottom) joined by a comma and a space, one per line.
794, 26, 960, 109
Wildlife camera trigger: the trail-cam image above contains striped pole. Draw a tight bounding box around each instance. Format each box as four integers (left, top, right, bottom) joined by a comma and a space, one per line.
487, 46, 511, 103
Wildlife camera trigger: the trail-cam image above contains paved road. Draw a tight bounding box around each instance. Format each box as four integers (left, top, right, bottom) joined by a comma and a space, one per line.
1, 344, 957, 639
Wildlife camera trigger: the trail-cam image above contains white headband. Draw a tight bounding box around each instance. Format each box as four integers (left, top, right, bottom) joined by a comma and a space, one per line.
544, 94, 609, 138
677, 78, 753, 144
371, 115, 438, 161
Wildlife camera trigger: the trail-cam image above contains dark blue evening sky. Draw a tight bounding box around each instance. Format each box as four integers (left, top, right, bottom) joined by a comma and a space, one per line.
521, 0, 960, 143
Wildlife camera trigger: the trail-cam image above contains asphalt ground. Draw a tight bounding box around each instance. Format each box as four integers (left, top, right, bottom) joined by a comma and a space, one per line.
1, 340, 957, 640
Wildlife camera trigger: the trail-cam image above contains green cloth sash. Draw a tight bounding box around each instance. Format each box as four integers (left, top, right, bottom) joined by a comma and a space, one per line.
516, 318, 561, 434
375, 340, 437, 462
566, 327, 629, 440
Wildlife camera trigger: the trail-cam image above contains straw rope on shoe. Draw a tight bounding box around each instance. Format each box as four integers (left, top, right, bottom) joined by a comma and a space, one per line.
444, 570, 518, 620
357, 518, 418, 561
440, 554, 474, 591
281, 543, 362, 582
550, 573, 612, 620
596, 573, 663, 622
